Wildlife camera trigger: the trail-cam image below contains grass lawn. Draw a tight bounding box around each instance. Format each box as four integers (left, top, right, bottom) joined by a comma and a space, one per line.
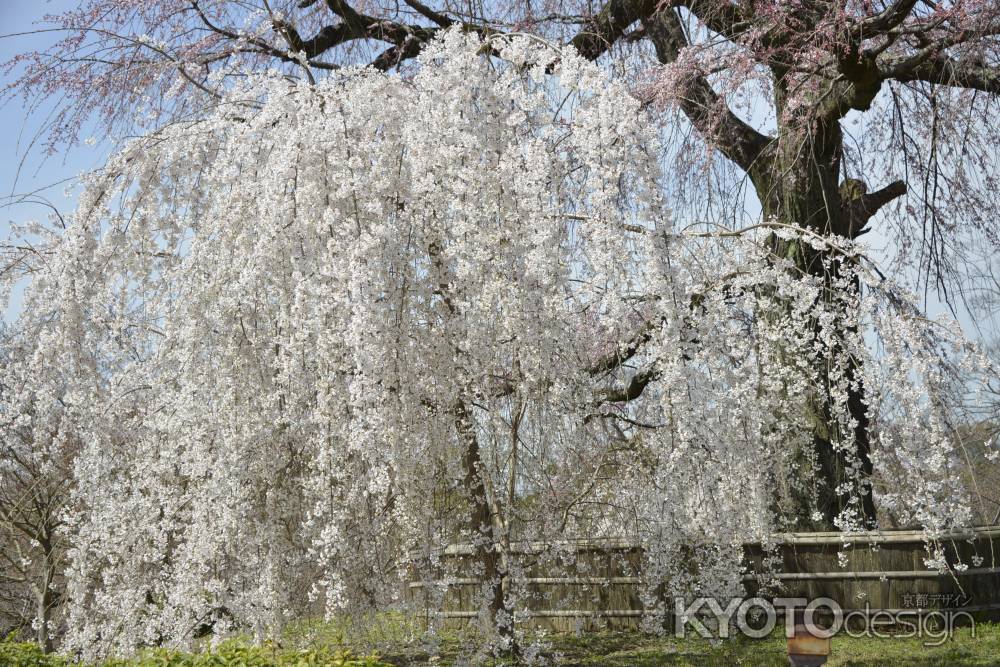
357, 622, 1000, 666
512, 625, 1000, 666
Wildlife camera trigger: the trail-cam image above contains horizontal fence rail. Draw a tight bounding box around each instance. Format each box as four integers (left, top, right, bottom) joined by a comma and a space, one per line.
406, 526, 1000, 631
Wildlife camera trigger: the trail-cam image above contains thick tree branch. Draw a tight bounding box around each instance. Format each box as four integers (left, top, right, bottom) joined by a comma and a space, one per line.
839, 178, 907, 237
671, 0, 753, 43
642, 8, 773, 174
569, 0, 755, 62
402, 0, 454, 27
883, 52, 1000, 94
371, 33, 433, 70
322, 0, 371, 35
586, 320, 658, 376
273, 20, 358, 59
598, 366, 658, 403
569, 0, 658, 60
855, 0, 920, 34
289, 0, 761, 80
262, 0, 442, 69
856, 180, 907, 223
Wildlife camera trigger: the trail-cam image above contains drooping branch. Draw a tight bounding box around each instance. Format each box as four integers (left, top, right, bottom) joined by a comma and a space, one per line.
190, 0, 323, 65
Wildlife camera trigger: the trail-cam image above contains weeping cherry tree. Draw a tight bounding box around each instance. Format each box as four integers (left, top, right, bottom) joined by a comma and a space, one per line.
1, 30, 991, 658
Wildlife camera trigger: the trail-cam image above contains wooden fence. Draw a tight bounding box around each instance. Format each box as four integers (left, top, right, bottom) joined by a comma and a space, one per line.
406, 527, 1000, 631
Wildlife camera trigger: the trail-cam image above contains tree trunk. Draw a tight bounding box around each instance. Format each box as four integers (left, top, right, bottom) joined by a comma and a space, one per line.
455, 401, 517, 654
36, 587, 52, 653
760, 120, 877, 530
34, 536, 54, 653
640, 8, 887, 531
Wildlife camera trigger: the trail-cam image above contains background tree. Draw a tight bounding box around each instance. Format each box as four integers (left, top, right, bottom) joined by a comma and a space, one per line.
0, 323, 76, 651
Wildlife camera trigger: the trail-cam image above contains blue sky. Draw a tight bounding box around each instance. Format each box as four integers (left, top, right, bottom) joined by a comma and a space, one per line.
0, 1, 110, 319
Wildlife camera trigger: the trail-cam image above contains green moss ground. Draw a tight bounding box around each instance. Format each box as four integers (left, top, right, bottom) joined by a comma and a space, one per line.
4, 620, 999, 666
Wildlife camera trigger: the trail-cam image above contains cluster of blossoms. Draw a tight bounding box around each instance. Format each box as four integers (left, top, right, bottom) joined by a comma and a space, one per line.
1, 30, 989, 658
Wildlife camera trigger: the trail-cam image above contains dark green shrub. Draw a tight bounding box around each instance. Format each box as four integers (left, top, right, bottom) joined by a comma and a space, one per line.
0, 635, 67, 666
